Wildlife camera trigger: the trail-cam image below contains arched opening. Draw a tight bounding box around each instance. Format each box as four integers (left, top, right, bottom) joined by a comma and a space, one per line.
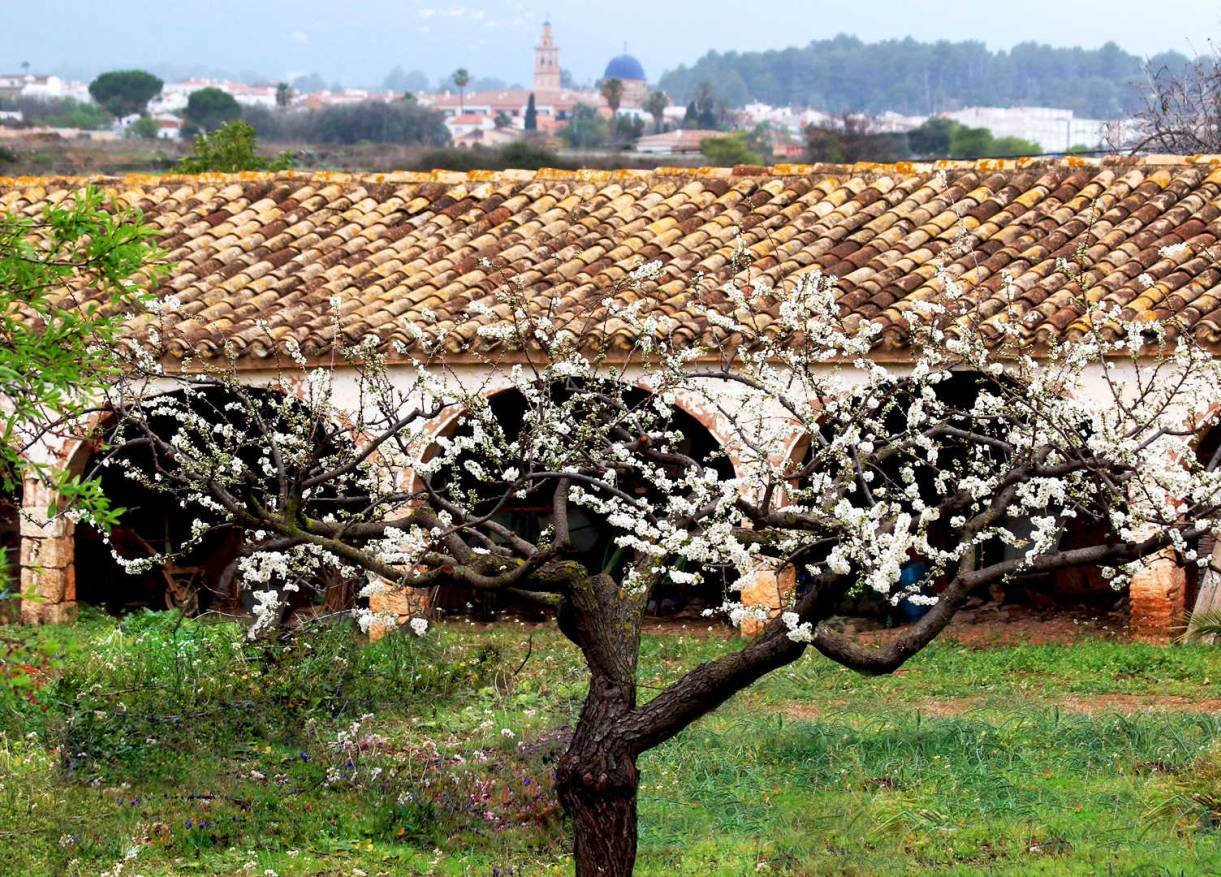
1184, 422, 1221, 618
422, 383, 737, 621
0, 469, 20, 622
71, 386, 363, 619
787, 370, 1118, 627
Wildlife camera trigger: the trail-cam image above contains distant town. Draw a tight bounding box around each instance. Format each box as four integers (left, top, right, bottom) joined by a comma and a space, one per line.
0, 21, 1171, 173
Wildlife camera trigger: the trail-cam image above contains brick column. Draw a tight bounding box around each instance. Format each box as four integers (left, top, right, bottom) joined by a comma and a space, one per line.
1128, 549, 1186, 641
18, 476, 76, 624
738, 565, 796, 636
366, 578, 432, 641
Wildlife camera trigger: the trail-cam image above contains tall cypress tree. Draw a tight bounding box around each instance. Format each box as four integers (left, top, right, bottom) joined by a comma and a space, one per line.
525, 93, 538, 132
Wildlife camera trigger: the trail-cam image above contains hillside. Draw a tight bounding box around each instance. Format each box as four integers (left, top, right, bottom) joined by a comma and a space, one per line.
658, 34, 1190, 118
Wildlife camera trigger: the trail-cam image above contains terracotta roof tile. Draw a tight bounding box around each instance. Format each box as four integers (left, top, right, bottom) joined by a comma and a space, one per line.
6, 157, 1221, 363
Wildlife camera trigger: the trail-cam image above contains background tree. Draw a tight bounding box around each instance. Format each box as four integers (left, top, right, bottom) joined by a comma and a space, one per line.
88, 70, 163, 119
805, 114, 906, 163
3, 96, 111, 130
381, 66, 430, 94
494, 110, 512, 130
643, 90, 668, 133
905, 117, 1041, 159
407, 140, 568, 172
451, 68, 470, 115
175, 120, 292, 173
274, 82, 293, 110
183, 87, 241, 134
291, 72, 326, 94
600, 77, 624, 114
242, 101, 450, 146
658, 34, 1189, 117
691, 81, 722, 129
106, 249, 1221, 875
560, 102, 609, 149
1131, 47, 1221, 153
682, 100, 698, 129
700, 131, 761, 165
907, 116, 956, 157
126, 114, 160, 140
0, 187, 159, 522
610, 114, 644, 147
524, 93, 538, 132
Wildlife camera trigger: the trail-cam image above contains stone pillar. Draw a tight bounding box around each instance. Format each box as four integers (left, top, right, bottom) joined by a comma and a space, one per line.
18, 476, 76, 624
366, 579, 432, 641
739, 565, 796, 637
1128, 549, 1187, 641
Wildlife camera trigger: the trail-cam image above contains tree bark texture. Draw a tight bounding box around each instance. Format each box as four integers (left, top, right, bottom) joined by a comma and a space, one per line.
556, 571, 644, 876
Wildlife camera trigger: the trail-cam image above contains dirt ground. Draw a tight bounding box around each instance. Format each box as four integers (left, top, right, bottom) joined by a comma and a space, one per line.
635, 601, 1132, 645
920, 602, 1129, 647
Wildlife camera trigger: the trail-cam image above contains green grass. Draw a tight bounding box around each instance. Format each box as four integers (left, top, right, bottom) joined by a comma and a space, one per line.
1, 610, 1219, 875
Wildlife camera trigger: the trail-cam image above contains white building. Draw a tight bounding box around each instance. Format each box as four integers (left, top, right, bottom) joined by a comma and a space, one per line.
938, 106, 1111, 153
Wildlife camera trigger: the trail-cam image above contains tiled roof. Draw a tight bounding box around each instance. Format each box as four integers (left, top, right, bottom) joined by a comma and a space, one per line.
4, 155, 1221, 366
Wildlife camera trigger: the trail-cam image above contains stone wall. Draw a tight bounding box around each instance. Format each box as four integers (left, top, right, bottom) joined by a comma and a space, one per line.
18, 476, 76, 624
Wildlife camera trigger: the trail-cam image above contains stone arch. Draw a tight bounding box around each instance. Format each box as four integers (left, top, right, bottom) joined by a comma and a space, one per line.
759, 369, 1123, 628
0, 472, 20, 623
415, 377, 740, 619
15, 411, 116, 624
1172, 410, 1221, 634
59, 384, 363, 619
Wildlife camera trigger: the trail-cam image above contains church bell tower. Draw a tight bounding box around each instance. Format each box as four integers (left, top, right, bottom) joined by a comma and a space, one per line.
533, 20, 561, 94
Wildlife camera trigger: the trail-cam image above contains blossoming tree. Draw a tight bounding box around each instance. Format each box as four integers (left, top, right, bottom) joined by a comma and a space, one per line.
96, 253, 1221, 876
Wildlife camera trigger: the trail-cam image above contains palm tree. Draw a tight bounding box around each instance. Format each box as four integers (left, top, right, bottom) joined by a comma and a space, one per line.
452, 68, 470, 115
1182, 608, 1221, 644
600, 77, 624, 115
644, 90, 668, 134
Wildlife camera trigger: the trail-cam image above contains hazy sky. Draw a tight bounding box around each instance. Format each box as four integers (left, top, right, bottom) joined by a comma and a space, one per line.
5, 0, 1220, 88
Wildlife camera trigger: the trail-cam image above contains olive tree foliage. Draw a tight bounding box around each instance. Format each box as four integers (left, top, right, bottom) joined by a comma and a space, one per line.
0, 187, 160, 517
96, 235, 1221, 874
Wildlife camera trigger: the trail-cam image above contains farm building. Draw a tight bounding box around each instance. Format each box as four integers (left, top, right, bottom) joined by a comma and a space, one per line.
4, 155, 1221, 637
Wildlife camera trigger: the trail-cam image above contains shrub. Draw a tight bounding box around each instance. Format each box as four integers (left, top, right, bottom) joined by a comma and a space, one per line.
175, 120, 292, 173
41, 612, 501, 778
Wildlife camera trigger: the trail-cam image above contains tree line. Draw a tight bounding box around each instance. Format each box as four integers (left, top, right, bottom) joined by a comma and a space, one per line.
242, 101, 449, 147
659, 34, 1191, 118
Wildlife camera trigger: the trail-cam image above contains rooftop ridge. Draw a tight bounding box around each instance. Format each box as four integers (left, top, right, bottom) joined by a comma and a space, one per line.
4, 153, 1221, 189
5, 153, 1221, 364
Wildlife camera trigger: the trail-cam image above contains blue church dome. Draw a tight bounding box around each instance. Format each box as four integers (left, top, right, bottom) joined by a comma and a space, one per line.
603, 54, 645, 82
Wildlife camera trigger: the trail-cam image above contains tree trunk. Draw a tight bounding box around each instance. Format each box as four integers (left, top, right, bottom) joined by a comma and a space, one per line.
557, 759, 638, 876
554, 570, 646, 875
556, 673, 640, 877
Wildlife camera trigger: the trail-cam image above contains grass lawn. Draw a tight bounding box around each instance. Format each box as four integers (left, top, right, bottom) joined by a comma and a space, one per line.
1, 609, 1219, 876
